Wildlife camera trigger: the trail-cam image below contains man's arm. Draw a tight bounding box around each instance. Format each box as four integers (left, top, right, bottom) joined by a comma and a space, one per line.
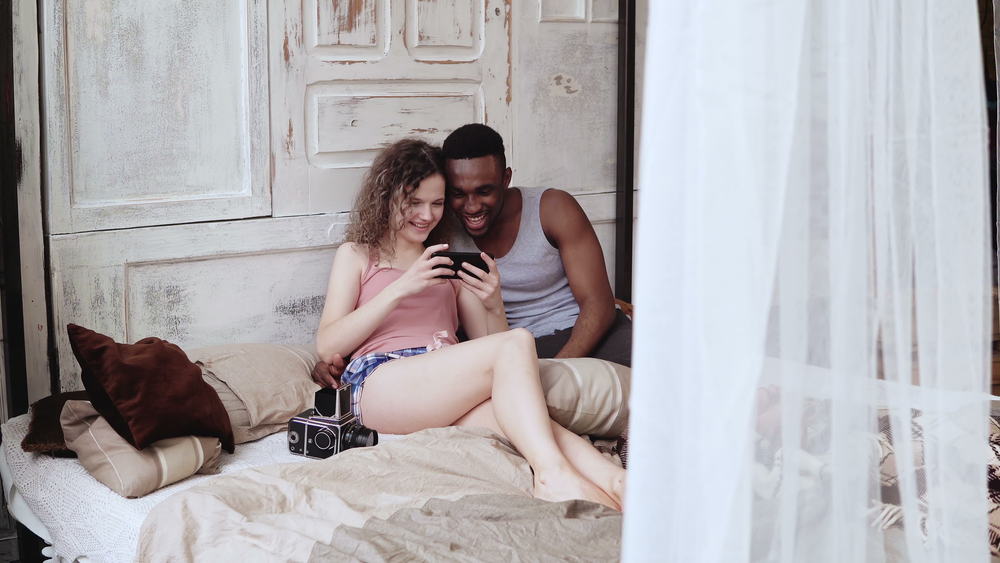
311, 354, 347, 388
539, 189, 617, 358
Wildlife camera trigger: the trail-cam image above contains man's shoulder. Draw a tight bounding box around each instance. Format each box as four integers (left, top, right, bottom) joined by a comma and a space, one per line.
534, 188, 590, 236
527, 187, 578, 213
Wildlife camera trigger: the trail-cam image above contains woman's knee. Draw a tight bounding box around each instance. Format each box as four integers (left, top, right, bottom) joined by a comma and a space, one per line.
507, 328, 535, 350
500, 327, 536, 355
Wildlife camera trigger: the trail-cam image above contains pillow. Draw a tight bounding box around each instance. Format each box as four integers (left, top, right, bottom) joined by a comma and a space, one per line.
188, 344, 320, 443
538, 358, 630, 438
66, 324, 234, 452
201, 370, 259, 444
20, 390, 90, 456
60, 400, 221, 498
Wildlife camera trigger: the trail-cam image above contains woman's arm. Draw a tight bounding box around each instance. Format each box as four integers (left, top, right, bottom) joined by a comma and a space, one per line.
456, 252, 507, 340
316, 242, 452, 362
315, 243, 388, 362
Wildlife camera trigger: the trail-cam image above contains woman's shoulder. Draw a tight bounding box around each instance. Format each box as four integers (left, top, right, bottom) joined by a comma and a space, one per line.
334, 242, 373, 270
337, 242, 370, 259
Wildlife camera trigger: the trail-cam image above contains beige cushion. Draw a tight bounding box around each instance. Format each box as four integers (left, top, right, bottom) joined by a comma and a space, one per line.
60, 400, 221, 498
538, 358, 630, 438
201, 371, 281, 444
189, 344, 320, 443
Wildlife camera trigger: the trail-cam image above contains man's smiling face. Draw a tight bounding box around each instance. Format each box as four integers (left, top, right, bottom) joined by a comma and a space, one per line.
445, 155, 511, 238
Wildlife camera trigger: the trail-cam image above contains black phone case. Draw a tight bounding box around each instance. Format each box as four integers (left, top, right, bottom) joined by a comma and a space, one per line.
431, 251, 490, 279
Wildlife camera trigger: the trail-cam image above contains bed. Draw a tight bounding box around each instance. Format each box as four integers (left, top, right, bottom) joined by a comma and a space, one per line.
1, 415, 624, 562
0, 335, 630, 562
1, 414, 294, 562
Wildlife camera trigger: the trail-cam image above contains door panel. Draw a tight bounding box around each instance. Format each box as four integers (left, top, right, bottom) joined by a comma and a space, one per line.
512, 0, 621, 285
36, 1, 627, 392
513, 0, 618, 193
49, 215, 346, 391
42, 0, 270, 233
270, 0, 511, 216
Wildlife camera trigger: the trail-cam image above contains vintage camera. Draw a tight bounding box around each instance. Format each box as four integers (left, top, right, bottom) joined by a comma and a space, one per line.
287, 387, 378, 459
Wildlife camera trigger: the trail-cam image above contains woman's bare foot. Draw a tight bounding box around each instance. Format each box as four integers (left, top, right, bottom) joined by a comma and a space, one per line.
608, 470, 626, 509
533, 467, 621, 511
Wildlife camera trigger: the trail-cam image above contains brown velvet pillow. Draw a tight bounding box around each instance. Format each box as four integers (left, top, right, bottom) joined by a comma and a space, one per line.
20, 390, 90, 457
66, 324, 234, 452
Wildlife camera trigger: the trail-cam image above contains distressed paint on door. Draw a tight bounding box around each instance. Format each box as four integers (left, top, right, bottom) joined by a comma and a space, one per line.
270, 0, 512, 216
49, 215, 347, 391
512, 0, 622, 287
42, 0, 270, 234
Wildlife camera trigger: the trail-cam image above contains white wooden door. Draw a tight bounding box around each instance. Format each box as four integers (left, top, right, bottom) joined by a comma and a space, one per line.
30, 1, 629, 393
511, 0, 624, 288
39, 0, 514, 391
41, 1, 271, 234
270, 0, 512, 216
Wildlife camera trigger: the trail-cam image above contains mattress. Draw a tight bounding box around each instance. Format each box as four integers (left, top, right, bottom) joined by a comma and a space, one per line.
0, 413, 332, 562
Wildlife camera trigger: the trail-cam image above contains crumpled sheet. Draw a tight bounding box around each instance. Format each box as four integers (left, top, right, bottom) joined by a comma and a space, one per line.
310, 494, 621, 562
137, 426, 620, 562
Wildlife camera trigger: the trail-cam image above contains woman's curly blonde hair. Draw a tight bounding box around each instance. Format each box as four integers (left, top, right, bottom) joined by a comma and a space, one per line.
344, 138, 453, 257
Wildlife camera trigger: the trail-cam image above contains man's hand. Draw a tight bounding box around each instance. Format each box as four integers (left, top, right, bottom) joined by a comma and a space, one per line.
311, 354, 347, 388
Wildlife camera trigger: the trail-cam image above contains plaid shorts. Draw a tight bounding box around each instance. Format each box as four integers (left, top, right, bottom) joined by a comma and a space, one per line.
342, 347, 428, 426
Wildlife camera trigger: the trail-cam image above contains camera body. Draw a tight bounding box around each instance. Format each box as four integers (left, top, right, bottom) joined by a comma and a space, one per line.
287, 387, 378, 459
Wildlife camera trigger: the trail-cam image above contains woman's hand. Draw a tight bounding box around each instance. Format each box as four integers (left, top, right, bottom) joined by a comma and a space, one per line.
390, 243, 452, 299
456, 252, 502, 313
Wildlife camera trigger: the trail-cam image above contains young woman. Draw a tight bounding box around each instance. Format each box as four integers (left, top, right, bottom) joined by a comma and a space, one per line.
315, 138, 625, 510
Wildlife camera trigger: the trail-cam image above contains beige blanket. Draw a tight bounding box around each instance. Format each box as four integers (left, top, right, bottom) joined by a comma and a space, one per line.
311, 494, 621, 562
136, 427, 621, 562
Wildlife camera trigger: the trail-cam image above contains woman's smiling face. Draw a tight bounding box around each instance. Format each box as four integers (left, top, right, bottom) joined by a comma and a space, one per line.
393, 172, 446, 245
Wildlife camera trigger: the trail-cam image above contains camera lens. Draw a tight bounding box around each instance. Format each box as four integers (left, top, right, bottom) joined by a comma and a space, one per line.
313, 429, 334, 450
344, 425, 378, 449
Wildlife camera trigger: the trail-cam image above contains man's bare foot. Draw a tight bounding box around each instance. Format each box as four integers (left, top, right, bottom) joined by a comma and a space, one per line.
533, 468, 621, 511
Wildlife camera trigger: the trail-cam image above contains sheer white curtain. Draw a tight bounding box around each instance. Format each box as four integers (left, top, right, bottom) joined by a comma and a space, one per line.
623, 2, 990, 562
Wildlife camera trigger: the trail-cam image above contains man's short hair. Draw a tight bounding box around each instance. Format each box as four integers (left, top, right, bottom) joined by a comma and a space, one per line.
441, 123, 506, 170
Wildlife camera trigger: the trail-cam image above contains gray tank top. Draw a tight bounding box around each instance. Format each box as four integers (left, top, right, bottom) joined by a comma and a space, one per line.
452, 187, 579, 337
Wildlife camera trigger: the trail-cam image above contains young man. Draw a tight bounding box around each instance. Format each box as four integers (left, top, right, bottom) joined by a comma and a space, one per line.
441, 123, 631, 366
311, 124, 631, 388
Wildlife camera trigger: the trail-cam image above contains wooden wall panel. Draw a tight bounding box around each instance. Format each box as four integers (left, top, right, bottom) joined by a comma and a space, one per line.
406, 0, 480, 59
270, 0, 511, 217
539, 0, 585, 22
124, 249, 334, 349
49, 215, 346, 391
42, 0, 270, 234
36, 0, 628, 393
412, 0, 476, 47
308, 81, 482, 159
308, 0, 388, 58
512, 1, 622, 288
513, 0, 617, 193
13, 0, 49, 404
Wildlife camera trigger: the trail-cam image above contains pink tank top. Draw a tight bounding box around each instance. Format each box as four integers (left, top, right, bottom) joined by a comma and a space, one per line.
351, 259, 460, 358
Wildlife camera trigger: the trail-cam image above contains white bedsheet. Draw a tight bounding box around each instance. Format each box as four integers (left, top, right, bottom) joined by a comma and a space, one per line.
0, 413, 310, 562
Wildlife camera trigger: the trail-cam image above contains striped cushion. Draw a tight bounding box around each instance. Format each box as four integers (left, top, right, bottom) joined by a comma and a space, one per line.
60, 400, 221, 498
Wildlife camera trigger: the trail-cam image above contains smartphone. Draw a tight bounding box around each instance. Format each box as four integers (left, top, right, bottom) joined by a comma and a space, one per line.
431, 251, 493, 279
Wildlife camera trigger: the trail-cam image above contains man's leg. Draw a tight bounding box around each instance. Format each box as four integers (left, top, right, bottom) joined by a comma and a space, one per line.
533, 328, 572, 359
589, 310, 632, 366
533, 310, 632, 366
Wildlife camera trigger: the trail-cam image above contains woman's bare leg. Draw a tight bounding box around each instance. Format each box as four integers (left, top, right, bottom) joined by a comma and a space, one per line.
359, 329, 614, 508
455, 399, 626, 510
